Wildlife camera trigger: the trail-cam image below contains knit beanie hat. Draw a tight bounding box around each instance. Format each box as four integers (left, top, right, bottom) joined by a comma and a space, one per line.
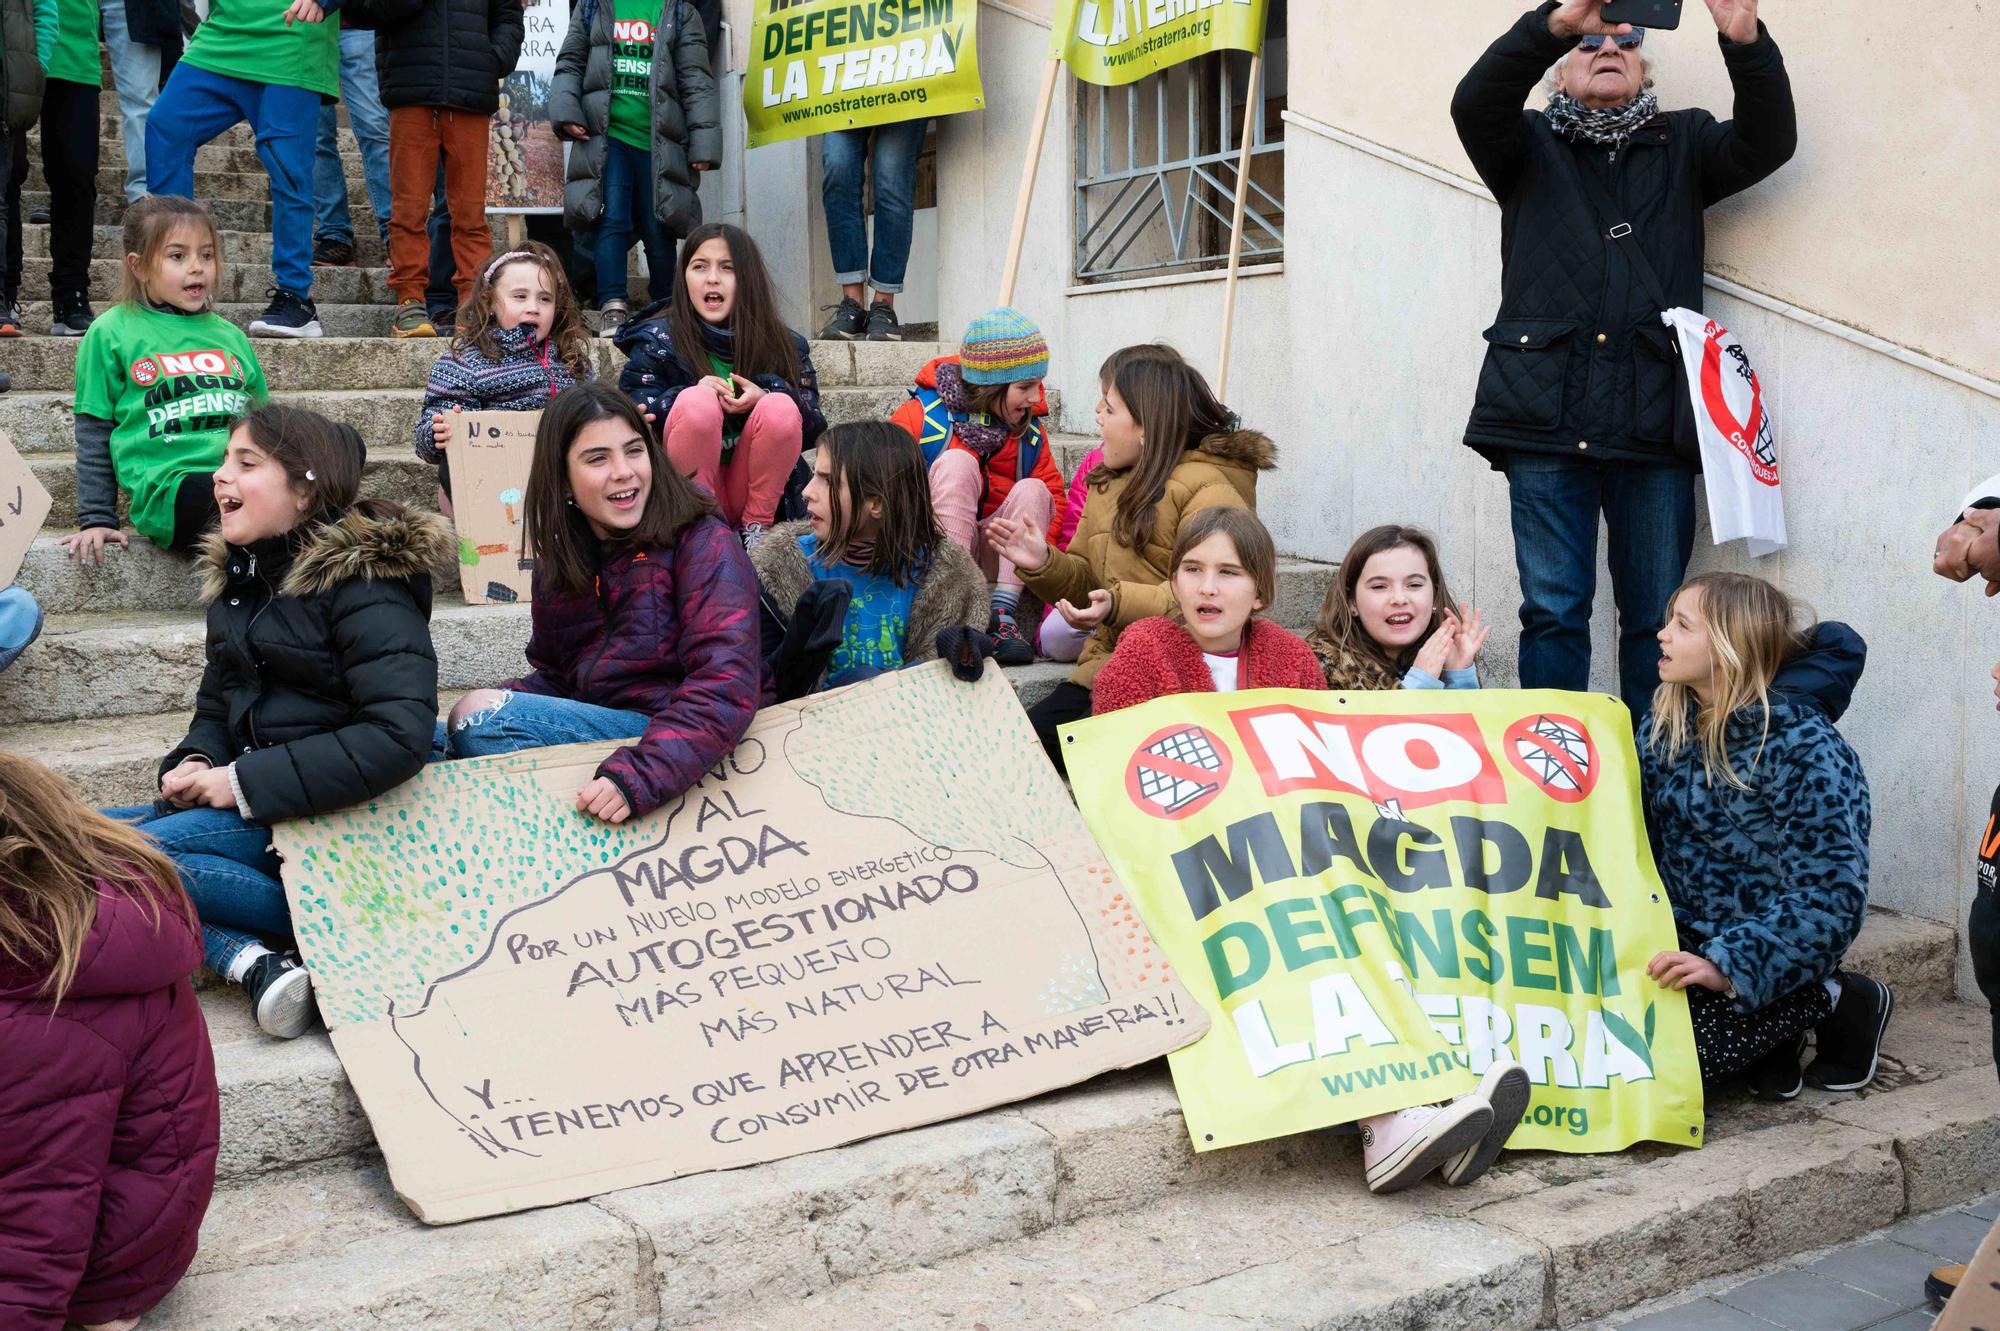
959, 308, 1050, 385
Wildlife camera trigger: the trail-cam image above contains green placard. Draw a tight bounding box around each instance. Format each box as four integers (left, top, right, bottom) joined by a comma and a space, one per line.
1050, 0, 1266, 86
744, 0, 984, 149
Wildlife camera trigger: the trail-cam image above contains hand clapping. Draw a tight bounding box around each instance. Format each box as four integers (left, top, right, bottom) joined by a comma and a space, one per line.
984, 512, 1050, 574
1414, 607, 1490, 679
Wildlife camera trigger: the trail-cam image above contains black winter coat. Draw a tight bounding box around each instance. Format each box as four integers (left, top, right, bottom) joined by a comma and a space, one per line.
342, 0, 524, 114
160, 504, 456, 825
613, 299, 827, 447
1451, 3, 1796, 468
1, 0, 41, 134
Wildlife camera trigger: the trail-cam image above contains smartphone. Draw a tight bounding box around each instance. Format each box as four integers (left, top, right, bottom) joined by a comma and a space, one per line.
1600, 0, 1681, 30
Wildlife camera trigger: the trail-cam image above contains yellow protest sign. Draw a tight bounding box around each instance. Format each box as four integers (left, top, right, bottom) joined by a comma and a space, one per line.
1050, 0, 1266, 87
743, 0, 983, 149
1063, 688, 1704, 1155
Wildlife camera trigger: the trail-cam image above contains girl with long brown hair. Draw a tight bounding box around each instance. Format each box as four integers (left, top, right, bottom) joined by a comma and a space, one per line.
1308, 525, 1489, 692
442, 382, 763, 824
0, 753, 220, 1331
415, 241, 596, 516
62, 195, 269, 563
749, 421, 988, 701
616, 223, 826, 546
1638, 572, 1888, 1102
987, 341, 1276, 771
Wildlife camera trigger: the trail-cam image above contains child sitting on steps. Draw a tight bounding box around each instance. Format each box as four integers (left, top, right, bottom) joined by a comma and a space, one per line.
1089, 507, 1530, 1193
416, 241, 597, 516
890, 307, 1067, 666
1308, 525, 1489, 692
109, 406, 453, 1040
749, 421, 987, 702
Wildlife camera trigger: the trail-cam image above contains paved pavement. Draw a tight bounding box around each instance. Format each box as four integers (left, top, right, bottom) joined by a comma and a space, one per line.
1600, 1193, 2000, 1331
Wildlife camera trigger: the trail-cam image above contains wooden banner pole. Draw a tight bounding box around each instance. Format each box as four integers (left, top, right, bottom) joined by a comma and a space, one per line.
998, 57, 1063, 308
1214, 52, 1262, 402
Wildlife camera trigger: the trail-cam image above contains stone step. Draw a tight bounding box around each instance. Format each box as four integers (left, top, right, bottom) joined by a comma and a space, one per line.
29, 448, 434, 530
21, 157, 371, 205
30, 257, 395, 308
22, 191, 356, 233
0, 548, 1325, 728
30, 129, 367, 178
20, 223, 389, 269
138, 980, 1996, 1330
20, 300, 399, 337
0, 601, 528, 726
3, 337, 954, 394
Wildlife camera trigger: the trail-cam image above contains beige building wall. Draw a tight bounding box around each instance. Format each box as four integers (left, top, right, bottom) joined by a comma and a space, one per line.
1293, 1, 2000, 381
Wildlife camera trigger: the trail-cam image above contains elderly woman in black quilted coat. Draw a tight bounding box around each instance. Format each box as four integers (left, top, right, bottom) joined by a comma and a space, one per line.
1451, 0, 1795, 720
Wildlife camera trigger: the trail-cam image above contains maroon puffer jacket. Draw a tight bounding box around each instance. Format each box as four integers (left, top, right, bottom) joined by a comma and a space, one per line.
503, 513, 763, 816
0, 880, 220, 1330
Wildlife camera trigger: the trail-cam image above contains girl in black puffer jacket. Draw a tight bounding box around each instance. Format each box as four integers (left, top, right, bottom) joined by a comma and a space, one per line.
109, 405, 454, 1039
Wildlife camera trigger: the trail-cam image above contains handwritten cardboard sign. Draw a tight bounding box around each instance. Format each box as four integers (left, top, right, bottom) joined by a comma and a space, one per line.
273, 664, 1207, 1223
0, 428, 53, 588
451, 410, 538, 605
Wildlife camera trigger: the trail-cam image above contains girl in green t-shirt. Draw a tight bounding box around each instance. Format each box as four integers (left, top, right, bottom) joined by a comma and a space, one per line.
63, 197, 270, 564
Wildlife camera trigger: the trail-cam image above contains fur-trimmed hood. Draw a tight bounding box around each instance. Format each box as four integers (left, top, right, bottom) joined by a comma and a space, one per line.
1189, 428, 1278, 474
199, 504, 457, 602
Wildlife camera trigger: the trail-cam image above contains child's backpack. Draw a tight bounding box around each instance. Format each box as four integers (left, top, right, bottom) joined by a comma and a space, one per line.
905, 381, 1048, 485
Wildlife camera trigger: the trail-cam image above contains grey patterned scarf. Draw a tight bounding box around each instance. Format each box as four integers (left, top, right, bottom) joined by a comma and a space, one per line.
1544, 90, 1659, 146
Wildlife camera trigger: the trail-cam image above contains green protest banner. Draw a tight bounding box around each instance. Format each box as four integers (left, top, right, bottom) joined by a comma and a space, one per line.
1049, 0, 1266, 87
1064, 688, 1705, 1156
743, 0, 983, 150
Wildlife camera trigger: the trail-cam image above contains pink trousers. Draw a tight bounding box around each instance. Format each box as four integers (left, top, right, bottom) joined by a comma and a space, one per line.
664, 389, 804, 529
928, 448, 1053, 591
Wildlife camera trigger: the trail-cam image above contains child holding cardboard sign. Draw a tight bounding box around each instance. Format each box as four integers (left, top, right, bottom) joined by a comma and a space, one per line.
441, 383, 761, 824
415, 242, 596, 514
1090, 507, 1532, 1194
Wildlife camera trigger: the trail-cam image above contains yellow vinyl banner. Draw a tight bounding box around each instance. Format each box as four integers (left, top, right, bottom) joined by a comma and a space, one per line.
1049, 0, 1266, 87
743, 0, 983, 149
1063, 688, 1704, 1154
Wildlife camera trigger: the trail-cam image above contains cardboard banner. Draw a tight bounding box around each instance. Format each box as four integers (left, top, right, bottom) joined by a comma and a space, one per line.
1050, 0, 1266, 87
0, 428, 53, 588
488, 0, 570, 212
1936, 1212, 2000, 1331
1063, 688, 1704, 1155
742, 0, 982, 149
273, 664, 1206, 1223
450, 410, 537, 605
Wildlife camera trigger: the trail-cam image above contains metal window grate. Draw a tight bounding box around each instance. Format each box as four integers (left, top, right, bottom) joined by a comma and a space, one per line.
1071, 45, 1286, 284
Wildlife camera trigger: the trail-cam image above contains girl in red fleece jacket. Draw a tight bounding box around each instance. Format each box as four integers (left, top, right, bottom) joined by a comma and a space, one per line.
1088, 510, 1532, 1195
0, 753, 219, 1331
1091, 507, 1324, 714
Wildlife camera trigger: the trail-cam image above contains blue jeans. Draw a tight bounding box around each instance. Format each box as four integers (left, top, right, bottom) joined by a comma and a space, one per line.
592, 137, 671, 305
100, 0, 162, 203
819, 117, 929, 294
149, 65, 319, 297
441, 689, 650, 759
1503, 454, 1696, 722
314, 28, 394, 245
106, 803, 290, 975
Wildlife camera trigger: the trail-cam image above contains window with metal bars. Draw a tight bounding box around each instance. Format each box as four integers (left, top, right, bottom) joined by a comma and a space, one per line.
1070, 5, 1286, 284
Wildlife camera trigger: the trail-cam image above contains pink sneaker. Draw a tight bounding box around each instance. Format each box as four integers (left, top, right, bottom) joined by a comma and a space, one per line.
1440, 1060, 1532, 1187
1360, 1097, 1494, 1193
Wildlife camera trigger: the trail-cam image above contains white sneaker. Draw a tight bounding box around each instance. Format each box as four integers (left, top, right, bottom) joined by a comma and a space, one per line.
1440, 1060, 1532, 1186
1360, 1097, 1493, 1193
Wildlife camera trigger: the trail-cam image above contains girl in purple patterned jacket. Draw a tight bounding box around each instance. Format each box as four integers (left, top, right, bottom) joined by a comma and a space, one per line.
416, 242, 597, 516
440, 382, 762, 823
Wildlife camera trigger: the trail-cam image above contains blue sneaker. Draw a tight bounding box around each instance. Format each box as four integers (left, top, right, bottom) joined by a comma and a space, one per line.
0, 586, 44, 672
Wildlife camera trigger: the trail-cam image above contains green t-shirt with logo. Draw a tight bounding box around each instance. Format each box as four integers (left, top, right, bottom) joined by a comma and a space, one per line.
74, 305, 269, 547
607, 0, 655, 152
46, 0, 104, 87
183, 0, 341, 99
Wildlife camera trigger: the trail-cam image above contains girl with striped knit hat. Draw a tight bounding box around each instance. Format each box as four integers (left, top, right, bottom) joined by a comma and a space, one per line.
889, 307, 1067, 666
416, 243, 598, 516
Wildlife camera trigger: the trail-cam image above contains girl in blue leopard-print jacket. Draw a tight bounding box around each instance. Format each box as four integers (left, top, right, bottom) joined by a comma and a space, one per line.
1638, 572, 1889, 1103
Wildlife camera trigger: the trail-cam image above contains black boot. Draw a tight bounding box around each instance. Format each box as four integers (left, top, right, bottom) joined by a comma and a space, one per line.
1804, 972, 1894, 1091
